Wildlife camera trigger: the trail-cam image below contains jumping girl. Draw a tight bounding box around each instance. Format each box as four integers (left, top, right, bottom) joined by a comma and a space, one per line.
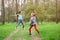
29, 11, 40, 35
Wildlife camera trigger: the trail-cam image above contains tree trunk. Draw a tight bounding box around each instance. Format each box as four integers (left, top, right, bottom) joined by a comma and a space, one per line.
56, 0, 58, 24
16, 0, 18, 21
1, 0, 5, 24
35, 0, 39, 5
11, 0, 15, 22
8, 0, 10, 23
16, 0, 18, 13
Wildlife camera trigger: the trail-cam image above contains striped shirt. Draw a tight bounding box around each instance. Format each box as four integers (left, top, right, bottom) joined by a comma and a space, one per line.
30, 16, 36, 25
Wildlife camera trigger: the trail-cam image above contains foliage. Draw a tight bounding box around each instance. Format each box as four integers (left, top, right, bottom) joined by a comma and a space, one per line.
24, 2, 59, 22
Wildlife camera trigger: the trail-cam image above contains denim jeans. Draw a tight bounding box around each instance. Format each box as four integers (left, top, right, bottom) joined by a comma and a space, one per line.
16, 19, 24, 29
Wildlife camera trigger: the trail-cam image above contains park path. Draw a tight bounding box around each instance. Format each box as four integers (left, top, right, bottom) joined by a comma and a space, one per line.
17, 31, 41, 40
4, 29, 41, 40
31, 35, 40, 40
4, 29, 19, 40
31, 31, 41, 40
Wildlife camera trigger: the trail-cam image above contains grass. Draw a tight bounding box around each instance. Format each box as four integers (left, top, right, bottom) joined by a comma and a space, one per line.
0, 22, 60, 40
0, 22, 15, 40
37, 22, 60, 40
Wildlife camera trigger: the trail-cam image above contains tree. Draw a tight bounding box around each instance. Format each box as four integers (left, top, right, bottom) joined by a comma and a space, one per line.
35, 0, 39, 5
16, 0, 19, 21
43, 0, 49, 10
8, 0, 10, 23
56, 0, 58, 24
1, 0, 5, 24
16, 0, 18, 13
11, 0, 15, 22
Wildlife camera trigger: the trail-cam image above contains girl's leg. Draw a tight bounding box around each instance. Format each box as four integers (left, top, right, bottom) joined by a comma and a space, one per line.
16, 20, 20, 28
34, 24, 39, 33
29, 25, 33, 35
21, 20, 24, 29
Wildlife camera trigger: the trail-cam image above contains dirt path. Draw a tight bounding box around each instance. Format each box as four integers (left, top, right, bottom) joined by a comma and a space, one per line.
31, 31, 41, 40
4, 29, 19, 40
31, 35, 40, 40
4, 29, 41, 40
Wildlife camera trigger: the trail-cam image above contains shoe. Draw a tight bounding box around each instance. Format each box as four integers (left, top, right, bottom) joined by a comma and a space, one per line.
38, 32, 40, 34
29, 33, 32, 35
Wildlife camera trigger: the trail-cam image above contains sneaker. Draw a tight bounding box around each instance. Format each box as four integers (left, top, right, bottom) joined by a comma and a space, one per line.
29, 33, 32, 35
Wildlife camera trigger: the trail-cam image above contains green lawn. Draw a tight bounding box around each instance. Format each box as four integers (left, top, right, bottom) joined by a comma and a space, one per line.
0, 22, 60, 40
37, 22, 60, 40
0, 23, 15, 40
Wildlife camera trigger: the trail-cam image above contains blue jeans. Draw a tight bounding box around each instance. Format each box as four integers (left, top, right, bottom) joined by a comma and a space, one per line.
16, 19, 24, 29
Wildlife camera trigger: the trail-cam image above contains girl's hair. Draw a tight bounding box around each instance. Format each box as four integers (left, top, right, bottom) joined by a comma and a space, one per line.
31, 12, 36, 16
16, 11, 21, 14
19, 11, 21, 13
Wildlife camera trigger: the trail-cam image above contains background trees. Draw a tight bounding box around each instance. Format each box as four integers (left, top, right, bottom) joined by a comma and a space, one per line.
0, 0, 60, 24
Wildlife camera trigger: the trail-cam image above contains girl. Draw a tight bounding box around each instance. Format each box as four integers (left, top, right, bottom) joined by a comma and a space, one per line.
16, 11, 24, 29
29, 11, 40, 35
